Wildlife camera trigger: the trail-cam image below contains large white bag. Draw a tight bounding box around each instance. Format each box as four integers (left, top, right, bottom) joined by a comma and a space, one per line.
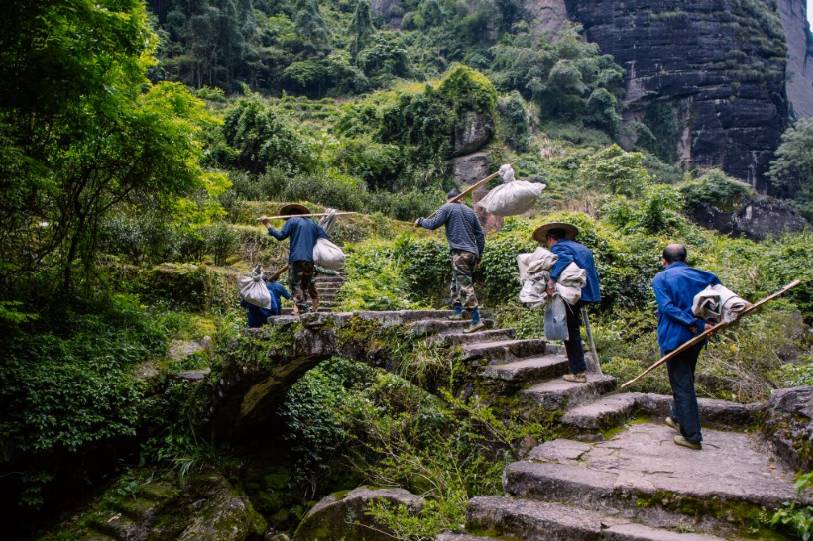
313, 238, 346, 270
478, 165, 545, 216
239, 267, 271, 308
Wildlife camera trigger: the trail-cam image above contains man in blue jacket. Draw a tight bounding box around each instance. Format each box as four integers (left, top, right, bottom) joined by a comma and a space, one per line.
261, 204, 327, 315
534, 223, 601, 384
415, 188, 486, 333
653, 243, 720, 450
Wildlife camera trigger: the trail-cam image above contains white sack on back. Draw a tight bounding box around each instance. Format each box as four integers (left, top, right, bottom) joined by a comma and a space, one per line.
555, 262, 587, 305
692, 284, 751, 324
544, 294, 569, 341
498, 163, 516, 183
519, 276, 549, 308
479, 180, 546, 216
239, 268, 271, 308
517, 248, 557, 282
313, 238, 346, 270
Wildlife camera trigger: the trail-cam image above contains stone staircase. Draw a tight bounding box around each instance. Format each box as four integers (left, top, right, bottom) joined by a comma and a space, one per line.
420, 309, 811, 541
281, 272, 345, 314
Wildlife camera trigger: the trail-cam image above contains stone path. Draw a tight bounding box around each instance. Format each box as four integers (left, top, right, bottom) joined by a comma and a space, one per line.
281, 272, 345, 314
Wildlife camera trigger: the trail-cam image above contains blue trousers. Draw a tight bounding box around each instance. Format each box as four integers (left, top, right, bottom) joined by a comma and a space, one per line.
666, 344, 703, 443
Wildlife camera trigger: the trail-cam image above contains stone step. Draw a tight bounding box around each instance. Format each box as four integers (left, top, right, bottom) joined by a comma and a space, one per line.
467, 496, 726, 541
410, 318, 495, 337
521, 374, 617, 410
314, 276, 345, 284
110, 496, 161, 521
461, 339, 549, 364
435, 533, 501, 541
431, 328, 515, 346
481, 354, 570, 386
560, 392, 640, 430
560, 392, 764, 431
81, 529, 119, 541
90, 512, 140, 540
505, 425, 810, 531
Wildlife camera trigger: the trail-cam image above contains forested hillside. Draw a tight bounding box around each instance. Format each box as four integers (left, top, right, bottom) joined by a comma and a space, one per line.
1, 1, 812, 540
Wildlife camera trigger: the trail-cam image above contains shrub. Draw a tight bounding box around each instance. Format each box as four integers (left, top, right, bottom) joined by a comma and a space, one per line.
367, 188, 446, 222
680, 168, 753, 212
203, 223, 239, 266
438, 64, 498, 115
332, 136, 404, 190
579, 145, 652, 197
282, 170, 369, 211
497, 91, 531, 152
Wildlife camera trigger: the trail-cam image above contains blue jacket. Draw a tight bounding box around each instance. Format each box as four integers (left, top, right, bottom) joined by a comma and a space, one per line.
653, 262, 720, 353
550, 240, 601, 304
418, 203, 485, 257
268, 217, 327, 263
241, 281, 291, 327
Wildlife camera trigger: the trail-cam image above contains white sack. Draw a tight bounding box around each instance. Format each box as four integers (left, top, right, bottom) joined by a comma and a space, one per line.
519, 275, 550, 308
313, 238, 346, 270
479, 180, 546, 216
555, 262, 586, 305
692, 284, 751, 324
544, 294, 569, 341
498, 163, 516, 183
517, 247, 557, 282
239, 267, 271, 309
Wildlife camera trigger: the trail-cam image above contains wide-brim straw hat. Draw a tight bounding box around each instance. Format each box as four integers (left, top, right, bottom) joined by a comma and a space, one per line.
279, 203, 310, 217
532, 222, 579, 243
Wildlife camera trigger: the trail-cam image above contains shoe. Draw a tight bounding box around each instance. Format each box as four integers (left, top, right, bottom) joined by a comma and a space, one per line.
563, 373, 587, 383
673, 435, 702, 450
463, 321, 486, 333
665, 417, 680, 433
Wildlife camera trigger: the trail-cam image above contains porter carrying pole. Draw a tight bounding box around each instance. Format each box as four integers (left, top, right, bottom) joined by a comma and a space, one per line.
621, 279, 801, 389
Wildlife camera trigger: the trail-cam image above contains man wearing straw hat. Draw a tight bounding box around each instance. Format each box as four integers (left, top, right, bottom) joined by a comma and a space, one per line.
533, 223, 601, 383
415, 188, 486, 333
261, 204, 328, 315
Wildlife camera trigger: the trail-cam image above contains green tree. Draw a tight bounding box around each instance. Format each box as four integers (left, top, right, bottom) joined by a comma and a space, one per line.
294, 0, 330, 53
0, 0, 214, 292
579, 145, 652, 196
768, 118, 813, 217
349, 0, 374, 58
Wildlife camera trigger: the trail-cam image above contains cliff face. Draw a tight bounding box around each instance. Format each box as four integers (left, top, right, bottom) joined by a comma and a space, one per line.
778, 0, 813, 118
562, 0, 790, 191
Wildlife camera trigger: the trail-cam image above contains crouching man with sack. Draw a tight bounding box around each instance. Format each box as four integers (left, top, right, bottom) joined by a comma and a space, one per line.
533, 223, 601, 384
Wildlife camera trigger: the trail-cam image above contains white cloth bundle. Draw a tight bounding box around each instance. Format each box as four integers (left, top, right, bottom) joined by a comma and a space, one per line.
312, 238, 346, 270
692, 284, 751, 324
518, 247, 557, 282
478, 164, 546, 216
556, 263, 586, 305
239, 267, 271, 308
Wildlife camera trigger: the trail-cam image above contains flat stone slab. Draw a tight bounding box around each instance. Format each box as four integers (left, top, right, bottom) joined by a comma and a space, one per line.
435, 534, 501, 541
511, 423, 810, 512
561, 393, 641, 429
481, 354, 569, 383
411, 319, 495, 336
431, 328, 515, 346
522, 374, 617, 409
462, 338, 549, 363
467, 496, 725, 541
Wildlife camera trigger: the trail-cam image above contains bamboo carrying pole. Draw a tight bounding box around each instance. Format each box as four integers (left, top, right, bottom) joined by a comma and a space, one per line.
420, 171, 501, 222
621, 279, 802, 389
258, 211, 359, 221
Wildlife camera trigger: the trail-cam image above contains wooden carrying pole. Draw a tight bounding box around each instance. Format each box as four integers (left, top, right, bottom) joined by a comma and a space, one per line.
259, 211, 358, 221
621, 279, 801, 389
423, 171, 501, 221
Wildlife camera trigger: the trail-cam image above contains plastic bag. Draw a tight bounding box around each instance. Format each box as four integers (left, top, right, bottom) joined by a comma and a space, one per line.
318, 208, 337, 235
544, 294, 569, 341
479, 180, 546, 216
498, 163, 516, 183
239, 267, 271, 308
313, 238, 346, 270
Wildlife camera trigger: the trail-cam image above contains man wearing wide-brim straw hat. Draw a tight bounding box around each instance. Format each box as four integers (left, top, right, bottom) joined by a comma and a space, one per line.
532, 222, 602, 383
260, 204, 328, 315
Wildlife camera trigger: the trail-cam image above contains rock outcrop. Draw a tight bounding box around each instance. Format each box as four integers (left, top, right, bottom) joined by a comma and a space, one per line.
563, 0, 789, 191
686, 194, 808, 240
778, 0, 813, 118
765, 385, 813, 471
293, 486, 424, 541
452, 112, 495, 157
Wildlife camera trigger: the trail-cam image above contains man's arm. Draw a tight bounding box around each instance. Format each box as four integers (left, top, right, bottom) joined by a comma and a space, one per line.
653, 278, 705, 331
416, 206, 449, 230
267, 220, 291, 240
473, 215, 485, 257
549, 244, 574, 281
